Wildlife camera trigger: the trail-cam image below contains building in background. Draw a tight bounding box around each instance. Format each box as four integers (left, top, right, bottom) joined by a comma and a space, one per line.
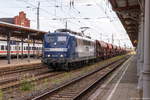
0, 11, 30, 27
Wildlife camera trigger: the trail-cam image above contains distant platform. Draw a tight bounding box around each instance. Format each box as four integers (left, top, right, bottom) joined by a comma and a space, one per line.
88, 55, 140, 100
0, 58, 41, 69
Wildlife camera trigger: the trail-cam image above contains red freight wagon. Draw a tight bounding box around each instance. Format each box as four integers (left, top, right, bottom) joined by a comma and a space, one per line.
112, 45, 117, 56
106, 43, 113, 57
116, 46, 122, 55
96, 40, 107, 59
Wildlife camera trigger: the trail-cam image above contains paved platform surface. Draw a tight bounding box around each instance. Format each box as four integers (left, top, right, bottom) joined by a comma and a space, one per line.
88, 55, 139, 100
0, 58, 41, 69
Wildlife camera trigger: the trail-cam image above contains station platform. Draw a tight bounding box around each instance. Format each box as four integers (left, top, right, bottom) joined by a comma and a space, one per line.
88, 55, 140, 100
0, 58, 41, 69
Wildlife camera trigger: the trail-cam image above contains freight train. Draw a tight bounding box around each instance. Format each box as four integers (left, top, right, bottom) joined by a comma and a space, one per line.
42, 30, 127, 70
0, 40, 42, 57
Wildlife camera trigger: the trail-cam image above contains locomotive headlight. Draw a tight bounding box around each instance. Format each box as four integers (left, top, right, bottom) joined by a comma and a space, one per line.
54, 42, 57, 45
60, 54, 64, 57
47, 55, 51, 57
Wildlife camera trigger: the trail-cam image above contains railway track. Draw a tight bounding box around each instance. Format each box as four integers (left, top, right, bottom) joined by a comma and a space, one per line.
0, 67, 49, 84
0, 64, 48, 89
0, 70, 63, 91
0, 63, 45, 76
31, 56, 129, 100
0, 63, 64, 91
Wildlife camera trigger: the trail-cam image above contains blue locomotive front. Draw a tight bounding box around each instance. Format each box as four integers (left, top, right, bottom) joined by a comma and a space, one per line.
42, 32, 96, 70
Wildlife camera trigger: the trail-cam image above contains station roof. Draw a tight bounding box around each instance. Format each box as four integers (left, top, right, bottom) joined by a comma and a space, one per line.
109, 0, 141, 47
0, 21, 47, 40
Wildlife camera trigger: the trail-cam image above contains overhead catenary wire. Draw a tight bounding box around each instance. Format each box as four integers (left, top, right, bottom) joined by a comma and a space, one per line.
19, 0, 56, 17
12, 0, 132, 47
44, 0, 105, 33
21, 0, 107, 34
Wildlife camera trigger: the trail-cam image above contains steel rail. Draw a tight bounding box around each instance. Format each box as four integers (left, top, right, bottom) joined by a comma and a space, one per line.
0, 71, 62, 91
0, 64, 46, 76
73, 57, 128, 100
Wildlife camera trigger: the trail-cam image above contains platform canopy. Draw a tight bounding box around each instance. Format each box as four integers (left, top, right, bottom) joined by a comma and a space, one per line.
109, 0, 141, 47
0, 21, 47, 40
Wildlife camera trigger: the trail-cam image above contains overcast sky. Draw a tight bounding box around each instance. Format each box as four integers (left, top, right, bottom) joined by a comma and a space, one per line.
0, 0, 133, 48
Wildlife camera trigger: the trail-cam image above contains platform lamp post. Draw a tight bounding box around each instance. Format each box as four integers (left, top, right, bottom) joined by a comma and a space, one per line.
143, 0, 150, 99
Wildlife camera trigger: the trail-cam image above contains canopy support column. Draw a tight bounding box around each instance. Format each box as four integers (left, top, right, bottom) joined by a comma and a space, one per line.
27, 34, 30, 62
21, 37, 24, 60
137, 24, 141, 77
33, 39, 35, 58
137, 12, 144, 98
7, 31, 11, 64
143, 0, 150, 99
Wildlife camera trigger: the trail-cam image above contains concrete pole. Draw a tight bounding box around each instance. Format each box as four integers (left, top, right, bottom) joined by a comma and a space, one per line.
37, 2, 40, 29
143, 0, 150, 99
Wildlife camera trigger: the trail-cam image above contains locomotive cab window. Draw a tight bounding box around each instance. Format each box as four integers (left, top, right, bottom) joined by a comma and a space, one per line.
58, 36, 67, 42
45, 36, 55, 43
58, 36, 67, 46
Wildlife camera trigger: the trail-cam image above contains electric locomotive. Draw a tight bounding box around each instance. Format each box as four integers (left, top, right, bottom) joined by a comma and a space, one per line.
42, 31, 96, 70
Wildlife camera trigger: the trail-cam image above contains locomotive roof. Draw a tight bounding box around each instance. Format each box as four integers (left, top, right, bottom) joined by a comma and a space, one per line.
47, 32, 95, 42
55, 28, 83, 36
70, 33, 95, 42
